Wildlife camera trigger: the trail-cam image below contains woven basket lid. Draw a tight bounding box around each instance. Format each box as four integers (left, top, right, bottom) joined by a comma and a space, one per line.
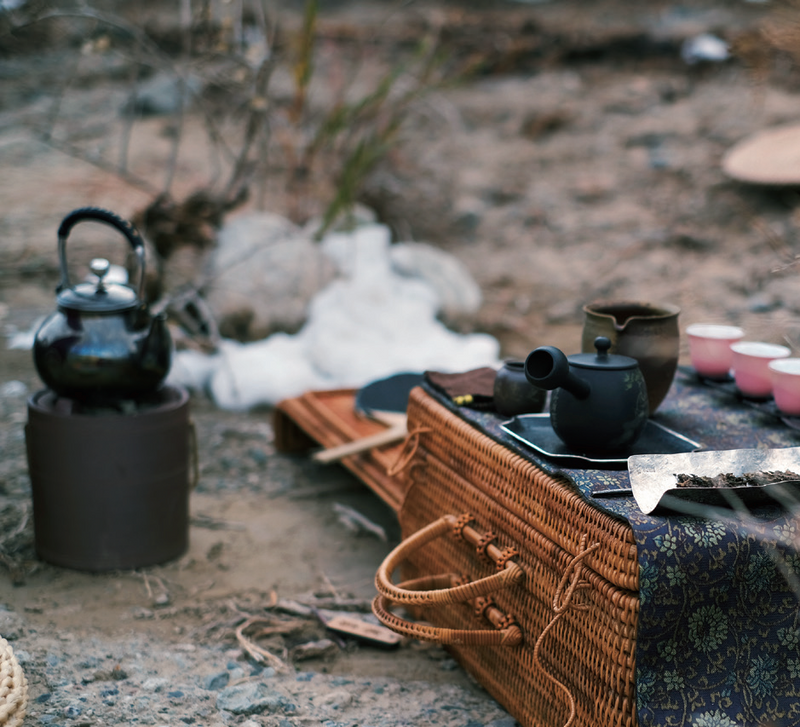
722, 123, 800, 185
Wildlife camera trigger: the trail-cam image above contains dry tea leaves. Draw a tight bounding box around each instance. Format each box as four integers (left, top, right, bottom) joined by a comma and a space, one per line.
674, 470, 800, 488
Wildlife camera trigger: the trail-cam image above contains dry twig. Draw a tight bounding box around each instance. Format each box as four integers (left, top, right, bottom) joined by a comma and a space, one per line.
234, 614, 311, 671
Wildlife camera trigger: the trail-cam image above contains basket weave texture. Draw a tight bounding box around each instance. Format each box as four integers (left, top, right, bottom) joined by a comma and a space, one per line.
379, 387, 640, 727
0, 637, 28, 727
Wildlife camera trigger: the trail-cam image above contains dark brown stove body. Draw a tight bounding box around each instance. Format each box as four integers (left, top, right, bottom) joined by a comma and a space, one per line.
25, 385, 192, 572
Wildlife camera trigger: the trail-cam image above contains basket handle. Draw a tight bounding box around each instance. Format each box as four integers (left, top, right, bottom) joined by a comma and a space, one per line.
375, 514, 524, 605
372, 513, 524, 646
372, 583, 522, 646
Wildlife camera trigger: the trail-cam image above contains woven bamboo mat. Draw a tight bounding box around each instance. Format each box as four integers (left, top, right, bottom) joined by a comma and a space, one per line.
273, 388, 408, 513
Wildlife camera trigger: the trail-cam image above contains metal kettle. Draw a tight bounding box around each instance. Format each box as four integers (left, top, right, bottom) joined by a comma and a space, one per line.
33, 207, 172, 402
524, 336, 649, 455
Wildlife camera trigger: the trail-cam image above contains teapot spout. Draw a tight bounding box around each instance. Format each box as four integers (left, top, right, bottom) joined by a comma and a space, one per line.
524, 346, 591, 400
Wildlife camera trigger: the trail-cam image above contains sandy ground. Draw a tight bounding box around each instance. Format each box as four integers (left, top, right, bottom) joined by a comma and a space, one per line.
3, 0, 800, 724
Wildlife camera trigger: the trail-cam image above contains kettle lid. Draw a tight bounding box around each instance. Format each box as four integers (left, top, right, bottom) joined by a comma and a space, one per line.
568, 336, 639, 371
56, 258, 139, 313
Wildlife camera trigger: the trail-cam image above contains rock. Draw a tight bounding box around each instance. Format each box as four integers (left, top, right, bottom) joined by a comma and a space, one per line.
142, 677, 170, 692
388, 241, 483, 325
487, 719, 518, 727
747, 293, 781, 314
315, 688, 353, 708
204, 671, 230, 691
668, 228, 714, 251
681, 33, 730, 65
452, 195, 485, 236
291, 638, 338, 662
0, 607, 26, 640
204, 212, 337, 341
0, 380, 27, 398
215, 682, 293, 715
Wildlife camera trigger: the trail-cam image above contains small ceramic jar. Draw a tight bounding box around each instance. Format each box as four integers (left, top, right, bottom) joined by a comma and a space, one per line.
493, 360, 546, 417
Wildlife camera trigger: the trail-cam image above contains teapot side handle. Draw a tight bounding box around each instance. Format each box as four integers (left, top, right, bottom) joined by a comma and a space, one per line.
57, 207, 146, 301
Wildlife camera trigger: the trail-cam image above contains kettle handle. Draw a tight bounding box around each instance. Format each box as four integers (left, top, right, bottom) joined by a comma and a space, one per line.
56, 207, 146, 302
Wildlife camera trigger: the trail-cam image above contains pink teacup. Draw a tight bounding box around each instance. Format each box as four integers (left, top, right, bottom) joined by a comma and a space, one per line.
769, 358, 800, 415
686, 324, 745, 379
730, 341, 791, 398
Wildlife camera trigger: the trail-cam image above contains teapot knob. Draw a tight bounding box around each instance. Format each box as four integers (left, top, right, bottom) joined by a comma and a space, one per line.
89, 258, 111, 292
594, 336, 612, 358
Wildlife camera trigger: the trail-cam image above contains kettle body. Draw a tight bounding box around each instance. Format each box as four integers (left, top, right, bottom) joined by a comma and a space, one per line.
33, 207, 172, 402
524, 336, 649, 455
34, 305, 172, 402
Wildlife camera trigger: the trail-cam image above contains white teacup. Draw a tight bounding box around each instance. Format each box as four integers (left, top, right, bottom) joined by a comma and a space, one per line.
686, 324, 745, 379
730, 341, 791, 398
769, 358, 800, 416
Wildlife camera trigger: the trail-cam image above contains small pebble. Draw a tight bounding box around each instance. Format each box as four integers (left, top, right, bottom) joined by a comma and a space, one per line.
204, 671, 230, 691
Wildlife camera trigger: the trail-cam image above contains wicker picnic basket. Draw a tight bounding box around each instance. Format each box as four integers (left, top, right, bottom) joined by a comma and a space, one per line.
373, 386, 639, 727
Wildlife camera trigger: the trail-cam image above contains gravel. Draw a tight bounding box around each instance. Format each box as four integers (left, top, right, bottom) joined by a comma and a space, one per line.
6, 616, 515, 726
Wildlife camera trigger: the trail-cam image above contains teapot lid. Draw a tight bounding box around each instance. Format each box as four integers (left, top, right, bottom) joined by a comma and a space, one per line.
56, 258, 139, 313
568, 336, 639, 371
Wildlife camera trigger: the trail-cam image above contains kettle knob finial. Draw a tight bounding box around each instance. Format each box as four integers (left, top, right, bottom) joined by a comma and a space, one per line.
89, 258, 110, 293
90, 257, 110, 278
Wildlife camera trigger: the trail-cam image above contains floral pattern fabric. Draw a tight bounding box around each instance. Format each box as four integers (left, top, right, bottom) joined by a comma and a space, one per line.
422, 368, 800, 727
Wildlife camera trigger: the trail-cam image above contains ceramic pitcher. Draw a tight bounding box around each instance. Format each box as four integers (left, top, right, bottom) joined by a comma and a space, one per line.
582, 300, 680, 415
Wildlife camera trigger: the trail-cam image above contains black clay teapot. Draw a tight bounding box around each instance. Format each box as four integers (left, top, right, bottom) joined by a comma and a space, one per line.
33, 207, 172, 402
524, 336, 649, 455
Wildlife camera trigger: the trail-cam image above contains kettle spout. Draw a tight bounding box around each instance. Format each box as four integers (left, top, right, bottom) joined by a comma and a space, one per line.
139, 309, 173, 370
524, 346, 591, 400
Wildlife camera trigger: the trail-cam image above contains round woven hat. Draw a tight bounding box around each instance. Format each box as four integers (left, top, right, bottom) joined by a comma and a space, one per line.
0, 637, 28, 727
722, 123, 800, 185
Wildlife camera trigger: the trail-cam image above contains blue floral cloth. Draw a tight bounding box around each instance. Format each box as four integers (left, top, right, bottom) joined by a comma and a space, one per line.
422, 368, 800, 727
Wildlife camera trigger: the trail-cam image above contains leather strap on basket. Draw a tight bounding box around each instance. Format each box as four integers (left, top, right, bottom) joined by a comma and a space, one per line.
375, 514, 524, 606
533, 534, 601, 727
385, 426, 432, 477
